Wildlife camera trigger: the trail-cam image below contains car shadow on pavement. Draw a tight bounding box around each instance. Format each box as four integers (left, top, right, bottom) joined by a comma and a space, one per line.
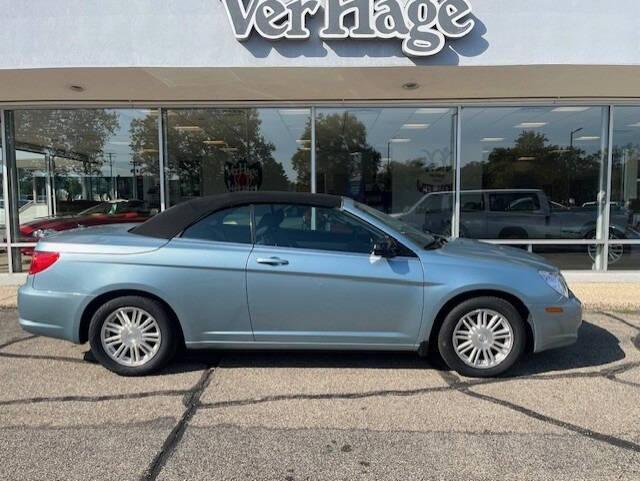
507, 321, 626, 377
83, 320, 625, 377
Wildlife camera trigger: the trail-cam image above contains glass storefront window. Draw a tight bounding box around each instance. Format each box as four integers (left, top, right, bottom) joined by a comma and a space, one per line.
315, 108, 456, 236
165, 108, 311, 206
12, 109, 161, 243
460, 106, 609, 241
531, 244, 599, 271
610, 107, 640, 269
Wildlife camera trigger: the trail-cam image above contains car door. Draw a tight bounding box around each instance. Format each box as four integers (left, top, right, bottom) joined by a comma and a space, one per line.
246, 203, 424, 346
159, 205, 255, 343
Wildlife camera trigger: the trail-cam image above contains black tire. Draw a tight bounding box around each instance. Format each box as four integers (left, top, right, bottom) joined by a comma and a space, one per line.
437, 296, 526, 378
88, 296, 177, 376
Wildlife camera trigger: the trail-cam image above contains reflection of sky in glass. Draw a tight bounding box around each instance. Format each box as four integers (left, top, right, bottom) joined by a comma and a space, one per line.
16, 109, 159, 178
316, 107, 455, 169
462, 107, 608, 165
256, 109, 309, 180
104, 109, 158, 177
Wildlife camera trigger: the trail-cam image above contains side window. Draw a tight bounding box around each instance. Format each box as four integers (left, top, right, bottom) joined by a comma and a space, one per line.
416, 193, 451, 214
461, 193, 484, 212
489, 193, 540, 212
254, 204, 385, 254
181, 205, 252, 244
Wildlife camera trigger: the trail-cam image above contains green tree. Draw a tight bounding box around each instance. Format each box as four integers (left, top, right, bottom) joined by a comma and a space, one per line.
129, 109, 292, 202
292, 112, 380, 200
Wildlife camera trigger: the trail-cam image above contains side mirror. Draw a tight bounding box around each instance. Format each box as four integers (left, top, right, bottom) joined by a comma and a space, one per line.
372, 237, 398, 258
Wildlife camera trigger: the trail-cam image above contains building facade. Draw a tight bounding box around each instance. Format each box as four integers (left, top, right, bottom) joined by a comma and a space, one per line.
0, 0, 639, 274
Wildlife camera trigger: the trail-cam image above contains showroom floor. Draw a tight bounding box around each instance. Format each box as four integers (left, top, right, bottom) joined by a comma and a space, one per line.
0, 310, 639, 480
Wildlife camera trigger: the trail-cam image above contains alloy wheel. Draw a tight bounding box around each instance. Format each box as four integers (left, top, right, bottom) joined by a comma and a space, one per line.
452, 309, 514, 369
100, 307, 162, 367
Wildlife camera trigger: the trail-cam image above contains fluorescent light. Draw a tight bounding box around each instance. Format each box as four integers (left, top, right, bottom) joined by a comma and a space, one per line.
574, 136, 601, 141
552, 107, 590, 113
517, 156, 536, 161
415, 108, 450, 114
174, 125, 203, 132
299, 147, 311, 151
296, 139, 311, 144
481, 137, 505, 142
138, 148, 159, 154
389, 138, 411, 143
401, 123, 430, 129
279, 109, 310, 115
108, 141, 129, 146
628, 122, 640, 127
515, 122, 547, 128
203, 140, 226, 145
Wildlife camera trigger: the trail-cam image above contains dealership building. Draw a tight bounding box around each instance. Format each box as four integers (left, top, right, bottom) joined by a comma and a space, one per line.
0, 0, 639, 276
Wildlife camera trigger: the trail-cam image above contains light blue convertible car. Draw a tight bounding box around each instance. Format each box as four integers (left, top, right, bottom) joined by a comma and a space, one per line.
18, 192, 582, 377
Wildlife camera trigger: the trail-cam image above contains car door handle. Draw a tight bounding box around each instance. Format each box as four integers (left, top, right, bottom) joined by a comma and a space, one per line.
256, 257, 289, 266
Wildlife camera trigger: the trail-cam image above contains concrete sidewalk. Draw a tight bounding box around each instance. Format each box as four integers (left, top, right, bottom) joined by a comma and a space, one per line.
2, 283, 639, 311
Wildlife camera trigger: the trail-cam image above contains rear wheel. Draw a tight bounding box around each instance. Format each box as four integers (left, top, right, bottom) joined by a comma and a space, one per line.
437, 297, 526, 377
88, 296, 177, 376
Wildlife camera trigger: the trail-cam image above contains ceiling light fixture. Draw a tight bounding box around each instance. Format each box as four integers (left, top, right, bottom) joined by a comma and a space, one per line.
415, 108, 450, 114
628, 122, 640, 127
389, 138, 411, 143
174, 126, 203, 132
203, 140, 226, 145
515, 122, 548, 128
551, 107, 591, 113
574, 136, 601, 141
481, 137, 505, 142
401, 123, 430, 129
517, 156, 536, 161
279, 109, 310, 115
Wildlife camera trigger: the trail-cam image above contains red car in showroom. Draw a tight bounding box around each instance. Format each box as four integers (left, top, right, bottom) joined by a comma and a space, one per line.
19, 200, 157, 247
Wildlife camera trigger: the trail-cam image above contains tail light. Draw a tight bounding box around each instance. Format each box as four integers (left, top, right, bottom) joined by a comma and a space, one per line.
29, 251, 60, 275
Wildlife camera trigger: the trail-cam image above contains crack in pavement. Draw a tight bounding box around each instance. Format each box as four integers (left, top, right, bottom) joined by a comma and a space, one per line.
600, 311, 640, 333
438, 370, 640, 455
0, 334, 38, 350
0, 389, 191, 407
140, 367, 217, 481
196, 360, 640, 410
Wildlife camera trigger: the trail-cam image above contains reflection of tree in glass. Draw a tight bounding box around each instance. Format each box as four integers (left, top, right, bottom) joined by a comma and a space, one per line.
465, 131, 602, 206
293, 112, 380, 202
129, 109, 293, 201
15, 109, 119, 175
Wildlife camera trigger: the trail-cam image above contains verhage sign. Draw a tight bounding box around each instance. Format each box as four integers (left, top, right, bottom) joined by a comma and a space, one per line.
222, 0, 475, 57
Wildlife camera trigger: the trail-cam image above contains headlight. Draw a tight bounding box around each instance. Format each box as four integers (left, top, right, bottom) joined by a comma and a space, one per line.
539, 270, 569, 298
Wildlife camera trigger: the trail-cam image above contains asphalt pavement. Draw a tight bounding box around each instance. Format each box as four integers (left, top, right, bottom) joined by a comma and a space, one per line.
0, 309, 639, 480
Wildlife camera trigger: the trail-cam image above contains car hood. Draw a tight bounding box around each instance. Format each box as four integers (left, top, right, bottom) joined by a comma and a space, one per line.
436, 238, 559, 272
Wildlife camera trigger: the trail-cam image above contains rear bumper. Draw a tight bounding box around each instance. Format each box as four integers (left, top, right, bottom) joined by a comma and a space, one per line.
18, 279, 93, 343
530, 293, 583, 353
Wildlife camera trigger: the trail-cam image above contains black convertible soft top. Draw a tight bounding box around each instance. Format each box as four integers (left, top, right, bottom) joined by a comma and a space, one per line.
131, 191, 343, 239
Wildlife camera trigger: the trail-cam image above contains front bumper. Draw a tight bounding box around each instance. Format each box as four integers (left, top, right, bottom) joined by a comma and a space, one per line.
530, 292, 583, 353
18, 279, 93, 343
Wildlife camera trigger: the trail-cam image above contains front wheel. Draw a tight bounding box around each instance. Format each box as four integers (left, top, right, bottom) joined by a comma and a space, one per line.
437, 297, 526, 378
88, 296, 177, 376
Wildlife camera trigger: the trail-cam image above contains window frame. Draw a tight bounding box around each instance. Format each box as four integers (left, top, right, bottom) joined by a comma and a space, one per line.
178, 201, 417, 257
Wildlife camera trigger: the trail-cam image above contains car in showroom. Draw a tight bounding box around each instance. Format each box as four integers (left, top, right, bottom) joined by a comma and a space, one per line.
19, 199, 157, 242
18, 192, 582, 378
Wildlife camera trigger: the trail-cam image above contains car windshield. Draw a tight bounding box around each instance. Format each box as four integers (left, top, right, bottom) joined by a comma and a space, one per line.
354, 202, 437, 248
